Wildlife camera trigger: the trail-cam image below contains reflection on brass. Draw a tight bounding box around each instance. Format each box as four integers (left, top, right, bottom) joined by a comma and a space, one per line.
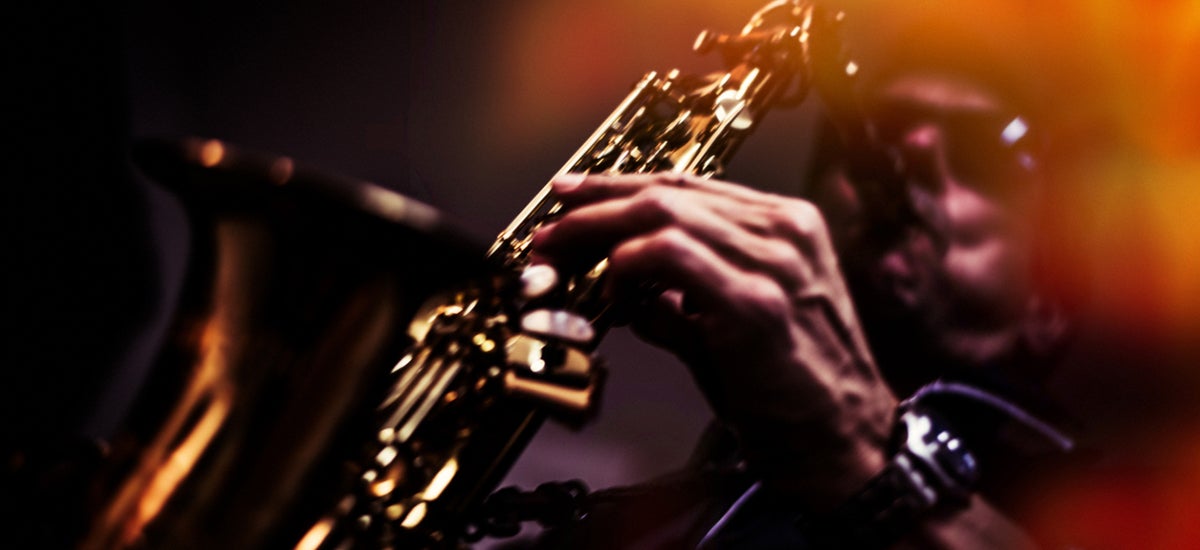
382, 347, 432, 409
86, 2, 842, 547
294, 516, 335, 550
417, 457, 459, 502
356, 183, 443, 233
503, 371, 597, 414
407, 295, 449, 342
506, 334, 593, 383
396, 360, 463, 444
340, 2, 828, 542
81, 221, 252, 550
369, 478, 396, 499
81, 167, 428, 547
400, 502, 428, 529
375, 446, 398, 468
556, 346, 593, 381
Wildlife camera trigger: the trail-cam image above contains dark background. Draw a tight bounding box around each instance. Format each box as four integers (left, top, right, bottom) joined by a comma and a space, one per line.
121, 0, 823, 490
7, 0, 830, 504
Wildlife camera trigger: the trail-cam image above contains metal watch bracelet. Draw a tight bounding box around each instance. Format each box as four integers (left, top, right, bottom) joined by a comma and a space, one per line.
801, 406, 979, 548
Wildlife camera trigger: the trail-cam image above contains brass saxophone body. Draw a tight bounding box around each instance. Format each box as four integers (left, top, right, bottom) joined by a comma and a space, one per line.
334, 3, 837, 546
81, 2, 847, 548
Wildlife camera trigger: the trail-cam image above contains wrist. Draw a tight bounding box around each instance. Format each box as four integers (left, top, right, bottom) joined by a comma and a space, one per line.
800, 402, 980, 548
747, 387, 897, 510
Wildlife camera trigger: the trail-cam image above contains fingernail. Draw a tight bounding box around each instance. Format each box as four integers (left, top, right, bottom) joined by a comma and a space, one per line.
553, 172, 586, 192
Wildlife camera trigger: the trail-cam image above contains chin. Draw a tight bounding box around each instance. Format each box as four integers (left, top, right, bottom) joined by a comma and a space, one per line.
855, 283, 1023, 393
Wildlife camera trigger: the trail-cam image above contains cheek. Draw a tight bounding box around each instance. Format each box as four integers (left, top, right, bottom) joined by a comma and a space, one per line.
943, 235, 1031, 324
808, 169, 864, 251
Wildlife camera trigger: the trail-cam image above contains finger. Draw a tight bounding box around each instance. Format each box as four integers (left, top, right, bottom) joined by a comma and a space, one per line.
555, 173, 833, 257
628, 290, 731, 416
540, 183, 765, 254
552, 172, 781, 207
629, 290, 696, 355
532, 192, 670, 257
536, 187, 815, 293
606, 227, 791, 329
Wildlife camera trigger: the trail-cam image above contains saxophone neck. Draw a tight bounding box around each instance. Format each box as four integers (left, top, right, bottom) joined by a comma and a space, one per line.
491, 2, 834, 264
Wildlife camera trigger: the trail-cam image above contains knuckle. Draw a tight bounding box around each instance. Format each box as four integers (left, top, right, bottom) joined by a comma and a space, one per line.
774, 199, 829, 238
645, 227, 691, 256
634, 187, 680, 222
764, 239, 803, 268
737, 277, 789, 318
653, 173, 696, 188
610, 227, 688, 268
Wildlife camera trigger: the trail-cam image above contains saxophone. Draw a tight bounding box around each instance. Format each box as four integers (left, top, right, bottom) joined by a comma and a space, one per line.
310, 3, 846, 547
81, 2, 851, 548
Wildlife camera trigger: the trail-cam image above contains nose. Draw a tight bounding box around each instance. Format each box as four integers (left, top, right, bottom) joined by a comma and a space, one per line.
896, 123, 952, 195
890, 123, 954, 257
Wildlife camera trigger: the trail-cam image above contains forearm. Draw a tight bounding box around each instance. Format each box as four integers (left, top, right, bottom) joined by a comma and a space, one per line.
726, 294, 897, 509
901, 494, 1038, 550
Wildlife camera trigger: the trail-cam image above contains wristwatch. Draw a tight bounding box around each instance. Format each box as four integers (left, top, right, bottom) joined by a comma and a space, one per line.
804, 406, 979, 548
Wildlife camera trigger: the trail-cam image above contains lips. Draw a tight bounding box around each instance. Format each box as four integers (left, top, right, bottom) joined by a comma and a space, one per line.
877, 247, 921, 309
868, 227, 941, 313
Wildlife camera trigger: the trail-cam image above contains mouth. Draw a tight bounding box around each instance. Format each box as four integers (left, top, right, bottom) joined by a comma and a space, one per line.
863, 225, 943, 315
876, 246, 922, 309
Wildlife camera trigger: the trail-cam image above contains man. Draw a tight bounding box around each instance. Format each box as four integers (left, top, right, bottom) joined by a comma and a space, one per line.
524, 21, 1074, 548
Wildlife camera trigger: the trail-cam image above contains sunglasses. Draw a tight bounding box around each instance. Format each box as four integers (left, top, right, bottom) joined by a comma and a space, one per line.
863, 101, 1043, 198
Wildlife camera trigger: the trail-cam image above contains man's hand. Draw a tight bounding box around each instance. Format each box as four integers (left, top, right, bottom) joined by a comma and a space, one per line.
531, 172, 897, 509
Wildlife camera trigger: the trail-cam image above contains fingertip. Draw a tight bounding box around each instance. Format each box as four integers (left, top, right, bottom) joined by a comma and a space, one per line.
530, 222, 555, 249
552, 172, 587, 194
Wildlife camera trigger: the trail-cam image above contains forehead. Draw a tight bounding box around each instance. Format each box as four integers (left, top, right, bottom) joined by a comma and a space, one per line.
870, 73, 1007, 116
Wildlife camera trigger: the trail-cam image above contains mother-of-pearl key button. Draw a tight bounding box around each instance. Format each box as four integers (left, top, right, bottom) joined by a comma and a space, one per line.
520, 264, 559, 299
520, 309, 595, 344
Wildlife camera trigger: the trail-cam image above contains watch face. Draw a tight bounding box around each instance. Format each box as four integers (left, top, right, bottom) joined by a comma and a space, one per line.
898, 409, 978, 505
802, 410, 981, 549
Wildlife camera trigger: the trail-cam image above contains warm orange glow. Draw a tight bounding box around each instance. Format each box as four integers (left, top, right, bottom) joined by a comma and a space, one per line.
123, 320, 234, 545
199, 139, 225, 168
482, 1, 767, 152
793, 3, 1200, 546
1024, 424, 1200, 549
82, 222, 254, 550
132, 389, 231, 540
1024, 0, 1200, 344
912, 4, 1200, 547
79, 313, 237, 550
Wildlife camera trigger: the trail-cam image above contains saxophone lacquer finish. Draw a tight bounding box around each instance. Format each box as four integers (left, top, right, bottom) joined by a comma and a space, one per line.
84, 2, 849, 548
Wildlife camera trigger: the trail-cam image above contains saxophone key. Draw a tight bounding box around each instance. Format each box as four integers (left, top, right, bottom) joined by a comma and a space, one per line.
520, 264, 559, 299
520, 309, 595, 344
